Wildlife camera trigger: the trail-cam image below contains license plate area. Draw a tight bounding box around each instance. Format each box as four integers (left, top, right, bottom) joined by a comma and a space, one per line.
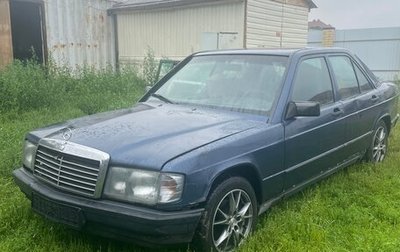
32, 194, 85, 229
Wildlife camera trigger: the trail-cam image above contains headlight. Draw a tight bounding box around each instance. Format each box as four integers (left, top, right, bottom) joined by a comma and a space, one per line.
104, 167, 184, 205
23, 141, 37, 170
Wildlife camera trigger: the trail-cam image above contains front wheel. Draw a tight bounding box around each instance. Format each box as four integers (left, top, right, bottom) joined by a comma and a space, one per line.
366, 120, 388, 163
194, 177, 258, 252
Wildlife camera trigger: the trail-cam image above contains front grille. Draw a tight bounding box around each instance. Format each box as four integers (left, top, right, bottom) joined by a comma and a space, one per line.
34, 145, 101, 197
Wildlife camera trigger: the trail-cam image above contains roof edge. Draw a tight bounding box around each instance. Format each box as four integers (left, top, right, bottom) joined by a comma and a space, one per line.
306, 0, 317, 9
108, 0, 243, 14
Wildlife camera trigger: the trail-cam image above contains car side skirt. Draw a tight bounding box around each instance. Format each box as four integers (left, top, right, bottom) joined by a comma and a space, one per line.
258, 153, 362, 216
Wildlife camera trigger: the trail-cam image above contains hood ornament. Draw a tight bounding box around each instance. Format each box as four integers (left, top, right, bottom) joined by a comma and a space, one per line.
61, 128, 73, 150
62, 127, 73, 141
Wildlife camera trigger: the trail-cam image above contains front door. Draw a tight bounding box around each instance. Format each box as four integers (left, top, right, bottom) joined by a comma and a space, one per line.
284, 56, 347, 190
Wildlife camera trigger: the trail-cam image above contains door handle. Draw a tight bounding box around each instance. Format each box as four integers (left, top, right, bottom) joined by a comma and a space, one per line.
371, 95, 379, 102
332, 107, 343, 116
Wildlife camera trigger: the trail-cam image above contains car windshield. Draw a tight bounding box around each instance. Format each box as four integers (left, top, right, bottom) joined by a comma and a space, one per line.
150, 54, 288, 115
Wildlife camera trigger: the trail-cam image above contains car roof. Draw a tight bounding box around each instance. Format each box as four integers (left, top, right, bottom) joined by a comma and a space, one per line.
194, 47, 353, 57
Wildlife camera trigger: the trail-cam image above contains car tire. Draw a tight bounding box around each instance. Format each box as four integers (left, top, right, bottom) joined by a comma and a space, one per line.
194, 177, 258, 252
366, 120, 388, 163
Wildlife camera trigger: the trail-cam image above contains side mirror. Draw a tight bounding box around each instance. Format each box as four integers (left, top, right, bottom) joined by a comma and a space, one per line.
145, 85, 152, 92
285, 101, 320, 120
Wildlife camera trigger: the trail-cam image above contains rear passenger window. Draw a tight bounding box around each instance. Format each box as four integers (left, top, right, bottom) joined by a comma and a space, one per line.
329, 56, 360, 99
292, 57, 334, 106
354, 64, 373, 92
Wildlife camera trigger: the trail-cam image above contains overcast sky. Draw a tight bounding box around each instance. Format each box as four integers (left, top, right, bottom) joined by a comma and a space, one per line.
308, 0, 400, 29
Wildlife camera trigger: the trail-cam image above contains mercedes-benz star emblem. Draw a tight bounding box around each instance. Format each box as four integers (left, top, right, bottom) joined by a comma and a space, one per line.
62, 128, 73, 142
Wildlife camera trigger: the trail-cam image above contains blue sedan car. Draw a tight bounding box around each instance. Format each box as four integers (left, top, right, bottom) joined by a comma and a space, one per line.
14, 48, 399, 251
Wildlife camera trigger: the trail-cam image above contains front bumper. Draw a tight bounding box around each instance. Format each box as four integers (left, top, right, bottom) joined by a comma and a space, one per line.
13, 168, 203, 245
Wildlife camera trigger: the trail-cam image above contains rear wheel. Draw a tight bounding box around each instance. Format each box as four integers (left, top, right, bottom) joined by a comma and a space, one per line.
194, 177, 258, 252
366, 120, 388, 163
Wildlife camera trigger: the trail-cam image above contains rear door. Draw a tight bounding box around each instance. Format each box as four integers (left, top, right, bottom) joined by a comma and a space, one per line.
327, 55, 378, 156
284, 56, 347, 189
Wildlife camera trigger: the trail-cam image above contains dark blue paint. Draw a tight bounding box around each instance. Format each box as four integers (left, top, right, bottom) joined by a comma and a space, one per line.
27, 48, 399, 209
17, 48, 399, 243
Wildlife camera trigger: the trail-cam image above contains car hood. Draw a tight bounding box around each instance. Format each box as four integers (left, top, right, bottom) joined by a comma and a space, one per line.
29, 103, 263, 170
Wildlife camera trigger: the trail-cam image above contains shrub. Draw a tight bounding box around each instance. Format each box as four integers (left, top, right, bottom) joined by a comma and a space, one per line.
142, 47, 158, 86
71, 65, 145, 114
0, 60, 145, 114
0, 60, 55, 111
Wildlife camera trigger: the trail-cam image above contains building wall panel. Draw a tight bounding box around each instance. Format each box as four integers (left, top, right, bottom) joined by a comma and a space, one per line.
117, 1, 245, 65
281, 1, 309, 47
247, 0, 309, 48
45, 0, 115, 70
247, 0, 283, 48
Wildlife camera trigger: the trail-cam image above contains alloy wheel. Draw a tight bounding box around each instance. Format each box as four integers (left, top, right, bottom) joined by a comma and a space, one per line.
372, 125, 387, 162
211, 189, 253, 252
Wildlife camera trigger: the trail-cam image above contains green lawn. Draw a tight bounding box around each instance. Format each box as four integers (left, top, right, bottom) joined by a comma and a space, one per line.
240, 130, 400, 251
0, 64, 399, 251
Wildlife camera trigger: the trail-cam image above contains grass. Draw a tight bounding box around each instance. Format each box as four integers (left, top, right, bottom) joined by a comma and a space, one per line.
240, 150, 400, 251
0, 63, 400, 251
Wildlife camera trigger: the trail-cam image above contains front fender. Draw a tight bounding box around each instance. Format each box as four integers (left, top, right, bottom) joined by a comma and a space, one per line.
162, 124, 285, 209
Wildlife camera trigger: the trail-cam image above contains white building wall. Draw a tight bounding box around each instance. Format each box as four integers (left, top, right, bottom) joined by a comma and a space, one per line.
117, 1, 245, 65
45, 0, 115, 70
281, 3, 309, 47
246, 0, 309, 48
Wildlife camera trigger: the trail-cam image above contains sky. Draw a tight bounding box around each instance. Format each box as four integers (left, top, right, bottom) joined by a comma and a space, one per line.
308, 0, 400, 29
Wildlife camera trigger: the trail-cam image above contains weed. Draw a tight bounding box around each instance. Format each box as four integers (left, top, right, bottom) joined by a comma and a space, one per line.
142, 47, 158, 86
0, 60, 145, 114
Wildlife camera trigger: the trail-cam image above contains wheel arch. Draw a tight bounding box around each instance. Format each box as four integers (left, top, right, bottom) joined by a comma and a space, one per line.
377, 113, 391, 134
205, 163, 263, 206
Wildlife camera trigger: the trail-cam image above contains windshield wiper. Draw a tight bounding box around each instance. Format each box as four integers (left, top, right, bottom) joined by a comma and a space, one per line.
150, 93, 174, 104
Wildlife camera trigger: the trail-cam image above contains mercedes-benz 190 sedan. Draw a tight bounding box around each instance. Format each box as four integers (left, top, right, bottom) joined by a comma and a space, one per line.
13, 48, 399, 251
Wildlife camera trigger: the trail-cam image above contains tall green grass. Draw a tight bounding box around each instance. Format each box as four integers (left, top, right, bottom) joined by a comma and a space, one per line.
0, 60, 145, 115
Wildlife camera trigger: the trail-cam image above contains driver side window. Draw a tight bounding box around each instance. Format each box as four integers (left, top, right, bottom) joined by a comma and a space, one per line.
292, 57, 334, 106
